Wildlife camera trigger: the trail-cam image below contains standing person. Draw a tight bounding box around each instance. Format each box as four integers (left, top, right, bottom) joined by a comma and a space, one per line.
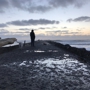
30, 29, 35, 47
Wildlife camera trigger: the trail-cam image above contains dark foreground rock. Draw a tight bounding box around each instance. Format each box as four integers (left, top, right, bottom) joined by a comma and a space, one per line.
0, 40, 90, 90
0, 45, 19, 55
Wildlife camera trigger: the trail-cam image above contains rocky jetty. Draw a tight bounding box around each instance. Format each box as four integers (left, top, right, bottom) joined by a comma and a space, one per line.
48, 40, 90, 63
0, 40, 90, 90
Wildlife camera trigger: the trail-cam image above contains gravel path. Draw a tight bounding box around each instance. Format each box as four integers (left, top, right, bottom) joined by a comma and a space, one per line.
0, 40, 90, 90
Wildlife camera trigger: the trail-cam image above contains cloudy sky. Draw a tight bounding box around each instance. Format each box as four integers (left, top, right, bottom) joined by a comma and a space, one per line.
0, 0, 90, 41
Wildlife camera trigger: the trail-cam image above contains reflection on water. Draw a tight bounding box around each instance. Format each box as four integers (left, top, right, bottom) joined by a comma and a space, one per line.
34, 50, 45, 52
1, 56, 90, 89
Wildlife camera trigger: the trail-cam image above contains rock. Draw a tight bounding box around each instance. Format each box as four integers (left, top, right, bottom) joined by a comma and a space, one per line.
48, 41, 90, 63
0, 38, 17, 47
64, 44, 71, 50
43, 42, 49, 45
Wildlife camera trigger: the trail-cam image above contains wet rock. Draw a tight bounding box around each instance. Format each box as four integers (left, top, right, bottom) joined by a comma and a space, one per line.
48, 41, 90, 63
64, 44, 71, 50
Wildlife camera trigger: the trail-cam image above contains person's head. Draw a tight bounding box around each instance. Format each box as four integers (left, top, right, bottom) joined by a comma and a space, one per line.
31, 29, 34, 32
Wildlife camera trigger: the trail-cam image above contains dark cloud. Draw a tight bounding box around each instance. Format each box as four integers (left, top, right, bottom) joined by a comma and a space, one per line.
67, 19, 73, 22
46, 30, 60, 32
0, 0, 51, 13
0, 10, 4, 13
0, 23, 8, 28
7, 19, 59, 26
39, 27, 46, 30
46, 30, 69, 34
62, 27, 67, 29
19, 28, 30, 30
38, 27, 57, 30
9, 0, 26, 9
67, 16, 90, 22
0, 0, 89, 13
19, 28, 38, 32
0, 0, 9, 8
49, 0, 85, 8
18, 27, 58, 31
12, 31, 30, 34
64, 31, 81, 35
27, 6, 52, 13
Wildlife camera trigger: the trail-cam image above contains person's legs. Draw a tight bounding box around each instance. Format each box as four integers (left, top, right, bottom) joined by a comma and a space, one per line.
31, 39, 33, 46
32, 39, 34, 46
31, 39, 34, 46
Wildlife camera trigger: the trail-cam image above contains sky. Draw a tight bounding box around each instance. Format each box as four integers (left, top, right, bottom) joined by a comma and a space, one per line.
0, 0, 90, 41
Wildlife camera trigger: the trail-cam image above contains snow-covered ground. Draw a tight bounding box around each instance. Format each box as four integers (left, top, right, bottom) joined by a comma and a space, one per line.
1, 54, 90, 90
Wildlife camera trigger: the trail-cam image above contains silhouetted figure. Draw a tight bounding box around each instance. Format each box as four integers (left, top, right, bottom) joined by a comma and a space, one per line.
30, 30, 35, 47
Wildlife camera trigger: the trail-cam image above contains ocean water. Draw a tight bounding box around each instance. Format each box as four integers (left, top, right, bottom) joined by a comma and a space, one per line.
56, 40, 90, 51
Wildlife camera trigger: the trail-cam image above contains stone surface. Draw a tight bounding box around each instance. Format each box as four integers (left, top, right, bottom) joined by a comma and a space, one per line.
0, 40, 90, 90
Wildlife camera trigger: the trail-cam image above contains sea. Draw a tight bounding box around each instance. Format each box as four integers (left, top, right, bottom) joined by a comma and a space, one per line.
55, 40, 90, 51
